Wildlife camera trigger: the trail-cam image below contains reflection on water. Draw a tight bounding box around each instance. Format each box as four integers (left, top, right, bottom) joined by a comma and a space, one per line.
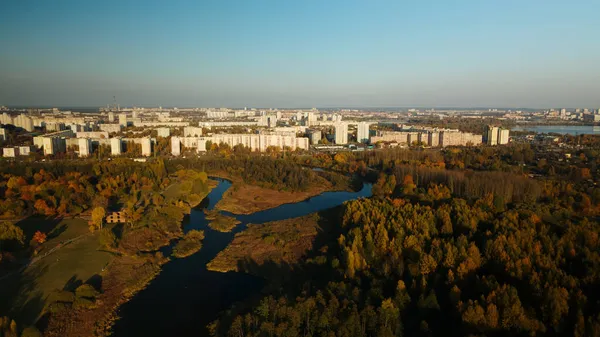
112, 179, 372, 337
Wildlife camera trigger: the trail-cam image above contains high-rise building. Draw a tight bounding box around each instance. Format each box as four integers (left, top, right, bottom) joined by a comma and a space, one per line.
108, 111, 115, 123
335, 123, 348, 144
111, 138, 122, 156
485, 125, 509, 145
78, 138, 92, 157
486, 126, 499, 145
171, 136, 181, 156
13, 114, 34, 132
118, 113, 127, 127
141, 137, 152, 156
0, 113, 13, 125
357, 122, 370, 143
307, 129, 322, 144
499, 129, 510, 145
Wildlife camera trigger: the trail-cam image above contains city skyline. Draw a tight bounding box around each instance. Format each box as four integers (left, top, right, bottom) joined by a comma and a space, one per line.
1, 0, 599, 108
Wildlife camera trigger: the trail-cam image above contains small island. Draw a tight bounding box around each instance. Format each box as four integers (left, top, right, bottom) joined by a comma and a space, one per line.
207, 211, 334, 273
205, 210, 241, 232
172, 230, 205, 258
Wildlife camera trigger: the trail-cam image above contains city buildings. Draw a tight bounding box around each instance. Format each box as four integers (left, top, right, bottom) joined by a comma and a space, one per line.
371, 129, 482, 147
33, 130, 72, 155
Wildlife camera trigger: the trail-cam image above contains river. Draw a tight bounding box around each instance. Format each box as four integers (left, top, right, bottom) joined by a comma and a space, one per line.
512, 125, 600, 135
111, 179, 372, 337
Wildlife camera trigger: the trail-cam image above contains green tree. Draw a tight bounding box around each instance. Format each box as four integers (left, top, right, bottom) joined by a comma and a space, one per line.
89, 207, 106, 232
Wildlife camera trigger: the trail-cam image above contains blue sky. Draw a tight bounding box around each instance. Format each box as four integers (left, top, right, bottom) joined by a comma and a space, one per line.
1, 0, 599, 108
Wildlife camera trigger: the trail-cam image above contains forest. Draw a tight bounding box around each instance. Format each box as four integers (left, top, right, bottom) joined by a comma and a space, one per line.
210, 145, 600, 337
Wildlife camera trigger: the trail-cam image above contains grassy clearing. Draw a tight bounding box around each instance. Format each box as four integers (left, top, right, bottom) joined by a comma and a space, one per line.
0, 218, 113, 325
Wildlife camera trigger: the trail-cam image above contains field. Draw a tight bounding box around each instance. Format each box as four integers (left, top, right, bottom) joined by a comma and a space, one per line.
207, 210, 338, 274
0, 217, 113, 325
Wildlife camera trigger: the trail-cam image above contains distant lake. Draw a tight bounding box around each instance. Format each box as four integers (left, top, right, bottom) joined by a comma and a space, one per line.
512, 125, 600, 135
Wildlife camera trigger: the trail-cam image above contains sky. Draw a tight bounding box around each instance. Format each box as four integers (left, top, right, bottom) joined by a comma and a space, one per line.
1, 0, 599, 108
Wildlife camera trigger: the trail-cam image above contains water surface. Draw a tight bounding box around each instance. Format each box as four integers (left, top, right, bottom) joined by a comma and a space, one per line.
112, 179, 372, 337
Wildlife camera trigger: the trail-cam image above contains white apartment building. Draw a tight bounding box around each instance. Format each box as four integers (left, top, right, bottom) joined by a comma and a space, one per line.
13, 114, 34, 132
485, 126, 510, 145
3, 147, 18, 157
155, 127, 170, 137
111, 138, 122, 156
171, 134, 310, 156
206, 110, 232, 119
141, 137, 152, 156
78, 138, 92, 157
357, 122, 370, 143
33, 130, 72, 155
334, 123, 348, 144
118, 113, 127, 127
183, 126, 202, 137
0, 113, 13, 125
19, 146, 32, 156
100, 124, 123, 133
307, 129, 322, 144
77, 131, 109, 139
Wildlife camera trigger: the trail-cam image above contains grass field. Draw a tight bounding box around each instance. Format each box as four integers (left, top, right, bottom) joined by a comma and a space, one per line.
0, 217, 113, 325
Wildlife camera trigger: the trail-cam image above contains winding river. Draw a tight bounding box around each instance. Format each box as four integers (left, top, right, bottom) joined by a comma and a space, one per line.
111, 179, 372, 337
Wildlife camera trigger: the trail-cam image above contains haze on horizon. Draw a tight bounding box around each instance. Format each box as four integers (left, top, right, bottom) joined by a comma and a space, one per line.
1, 0, 599, 109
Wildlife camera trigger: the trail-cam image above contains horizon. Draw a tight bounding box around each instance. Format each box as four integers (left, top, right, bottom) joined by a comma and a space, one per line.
1, 0, 599, 107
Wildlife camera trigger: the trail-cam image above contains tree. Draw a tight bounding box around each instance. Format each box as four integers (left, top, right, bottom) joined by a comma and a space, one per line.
0, 222, 25, 251
89, 207, 106, 232
32, 231, 47, 244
